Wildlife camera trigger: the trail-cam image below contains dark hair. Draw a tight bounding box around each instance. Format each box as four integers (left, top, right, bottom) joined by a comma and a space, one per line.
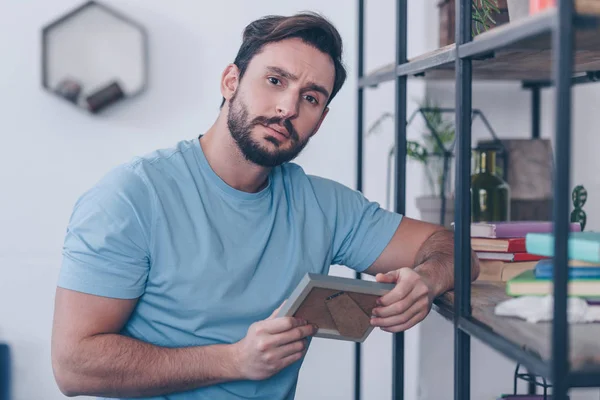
221, 12, 346, 108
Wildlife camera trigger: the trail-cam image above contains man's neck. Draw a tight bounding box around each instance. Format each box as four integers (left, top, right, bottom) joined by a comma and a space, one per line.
200, 116, 271, 194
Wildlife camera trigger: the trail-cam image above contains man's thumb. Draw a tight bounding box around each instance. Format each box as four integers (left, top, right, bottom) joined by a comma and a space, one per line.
376, 270, 399, 283
267, 300, 287, 319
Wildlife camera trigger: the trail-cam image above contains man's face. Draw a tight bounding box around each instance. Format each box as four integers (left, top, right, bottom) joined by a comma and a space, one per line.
225, 38, 335, 167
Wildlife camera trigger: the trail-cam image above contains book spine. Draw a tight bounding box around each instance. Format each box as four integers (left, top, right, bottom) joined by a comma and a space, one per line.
526, 234, 600, 263
494, 222, 581, 238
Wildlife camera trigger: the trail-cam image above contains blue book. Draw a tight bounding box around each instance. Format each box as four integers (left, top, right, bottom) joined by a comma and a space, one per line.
535, 259, 600, 279
525, 231, 600, 263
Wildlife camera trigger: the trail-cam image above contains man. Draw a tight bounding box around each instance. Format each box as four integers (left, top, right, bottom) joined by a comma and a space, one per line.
51, 11, 479, 400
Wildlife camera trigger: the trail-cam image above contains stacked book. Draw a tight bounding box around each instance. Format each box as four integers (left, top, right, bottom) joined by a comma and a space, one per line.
506, 230, 600, 301
468, 221, 568, 282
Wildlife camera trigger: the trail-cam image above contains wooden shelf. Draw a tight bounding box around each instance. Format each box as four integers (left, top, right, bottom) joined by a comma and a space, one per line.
359, 8, 600, 87
433, 281, 600, 375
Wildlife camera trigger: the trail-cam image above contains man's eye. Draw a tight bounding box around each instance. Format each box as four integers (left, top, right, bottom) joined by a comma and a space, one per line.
305, 95, 318, 104
268, 77, 281, 85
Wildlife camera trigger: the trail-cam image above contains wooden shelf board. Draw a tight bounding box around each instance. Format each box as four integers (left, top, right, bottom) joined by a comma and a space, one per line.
360, 9, 600, 85
433, 281, 600, 372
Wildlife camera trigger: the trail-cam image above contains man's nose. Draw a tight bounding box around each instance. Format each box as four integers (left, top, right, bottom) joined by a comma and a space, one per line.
276, 93, 299, 119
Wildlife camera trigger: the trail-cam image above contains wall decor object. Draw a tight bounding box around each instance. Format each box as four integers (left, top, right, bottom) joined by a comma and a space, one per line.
41, 1, 148, 114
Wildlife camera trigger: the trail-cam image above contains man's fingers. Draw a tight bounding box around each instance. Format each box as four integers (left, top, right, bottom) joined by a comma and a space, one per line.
278, 350, 305, 370
273, 338, 308, 360
371, 302, 423, 328
270, 324, 317, 346
373, 287, 424, 318
262, 316, 307, 334
380, 308, 428, 333
375, 281, 414, 310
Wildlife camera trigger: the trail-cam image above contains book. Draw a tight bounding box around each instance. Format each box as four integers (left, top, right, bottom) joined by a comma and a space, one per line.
477, 260, 537, 282
476, 252, 546, 262
277, 273, 394, 342
472, 237, 527, 253
506, 270, 600, 297
534, 258, 600, 279
469, 221, 581, 239
526, 231, 600, 263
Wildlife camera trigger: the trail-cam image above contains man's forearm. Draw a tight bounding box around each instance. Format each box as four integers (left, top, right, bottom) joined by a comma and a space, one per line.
54, 333, 241, 398
412, 228, 480, 297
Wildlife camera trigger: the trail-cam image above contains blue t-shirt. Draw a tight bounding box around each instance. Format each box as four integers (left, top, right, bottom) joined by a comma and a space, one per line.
58, 138, 402, 400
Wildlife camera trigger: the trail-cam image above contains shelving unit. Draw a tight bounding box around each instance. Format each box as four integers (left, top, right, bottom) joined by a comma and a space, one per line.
355, 1, 600, 399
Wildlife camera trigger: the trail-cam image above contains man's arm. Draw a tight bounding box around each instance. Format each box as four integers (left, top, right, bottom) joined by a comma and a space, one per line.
362, 217, 480, 333
364, 216, 480, 297
52, 288, 315, 398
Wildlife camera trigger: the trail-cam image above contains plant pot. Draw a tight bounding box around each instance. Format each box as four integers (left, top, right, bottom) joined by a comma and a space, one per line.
507, 0, 530, 21
415, 195, 455, 227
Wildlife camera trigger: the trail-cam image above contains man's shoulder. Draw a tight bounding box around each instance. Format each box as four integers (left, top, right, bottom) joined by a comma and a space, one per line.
125, 138, 196, 173
83, 139, 196, 205
279, 162, 358, 196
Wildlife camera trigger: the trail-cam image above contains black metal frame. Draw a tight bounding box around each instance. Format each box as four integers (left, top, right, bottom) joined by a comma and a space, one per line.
355, 1, 600, 399
41, 0, 149, 113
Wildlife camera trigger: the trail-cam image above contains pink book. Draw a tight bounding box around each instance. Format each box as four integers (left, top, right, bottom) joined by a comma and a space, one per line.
470, 221, 581, 238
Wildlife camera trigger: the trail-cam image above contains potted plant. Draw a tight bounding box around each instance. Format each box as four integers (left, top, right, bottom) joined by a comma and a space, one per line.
367, 99, 456, 227
506, 0, 530, 21
409, 101, 456, 227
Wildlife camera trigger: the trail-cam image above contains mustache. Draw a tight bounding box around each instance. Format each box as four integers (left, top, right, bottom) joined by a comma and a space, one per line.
251, 116, 298, 140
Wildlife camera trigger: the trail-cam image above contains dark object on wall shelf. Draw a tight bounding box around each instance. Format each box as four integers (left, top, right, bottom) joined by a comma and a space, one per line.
85, 81, 126, 113
41, 1, 148, 114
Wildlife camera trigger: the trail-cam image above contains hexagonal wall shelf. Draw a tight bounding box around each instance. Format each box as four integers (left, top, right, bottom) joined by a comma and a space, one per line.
42, 1, 148, 114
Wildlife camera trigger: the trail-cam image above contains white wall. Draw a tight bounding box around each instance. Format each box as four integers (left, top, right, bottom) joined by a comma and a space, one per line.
0, 1, 431, 400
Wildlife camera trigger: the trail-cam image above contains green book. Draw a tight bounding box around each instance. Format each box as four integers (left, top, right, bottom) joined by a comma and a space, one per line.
525, 231, 600, 263
506, 269, 600, 297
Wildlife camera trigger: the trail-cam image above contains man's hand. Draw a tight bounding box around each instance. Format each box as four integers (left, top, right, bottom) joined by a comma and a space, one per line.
232, 302, 318, 381
370, 268, 435, 333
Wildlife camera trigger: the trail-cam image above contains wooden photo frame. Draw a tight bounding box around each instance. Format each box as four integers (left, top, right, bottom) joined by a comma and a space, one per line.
277, 273, 395, 342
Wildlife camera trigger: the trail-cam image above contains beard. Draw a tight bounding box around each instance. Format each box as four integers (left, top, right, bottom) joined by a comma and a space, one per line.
227, 92, 311, 167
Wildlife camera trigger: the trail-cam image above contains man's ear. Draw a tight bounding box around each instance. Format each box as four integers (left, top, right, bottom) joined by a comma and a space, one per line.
310, 107, 330, 138
221, 64, 240, 102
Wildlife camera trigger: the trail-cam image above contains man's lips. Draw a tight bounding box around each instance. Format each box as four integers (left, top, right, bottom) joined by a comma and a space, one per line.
263, 124, 290, 139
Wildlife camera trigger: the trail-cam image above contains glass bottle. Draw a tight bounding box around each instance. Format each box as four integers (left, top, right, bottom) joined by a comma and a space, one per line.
470, 148, 510, 222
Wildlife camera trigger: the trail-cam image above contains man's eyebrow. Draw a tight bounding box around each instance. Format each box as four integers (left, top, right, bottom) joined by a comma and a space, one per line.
304, 83, 330, 100
266, 66, 331, 99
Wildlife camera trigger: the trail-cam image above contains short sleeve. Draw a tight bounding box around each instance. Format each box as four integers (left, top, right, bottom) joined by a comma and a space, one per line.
58, 165, 155, 299
308, 176, 403, 272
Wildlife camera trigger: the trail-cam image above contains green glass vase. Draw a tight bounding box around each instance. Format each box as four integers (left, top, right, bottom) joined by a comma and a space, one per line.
470, 149, 510, 222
